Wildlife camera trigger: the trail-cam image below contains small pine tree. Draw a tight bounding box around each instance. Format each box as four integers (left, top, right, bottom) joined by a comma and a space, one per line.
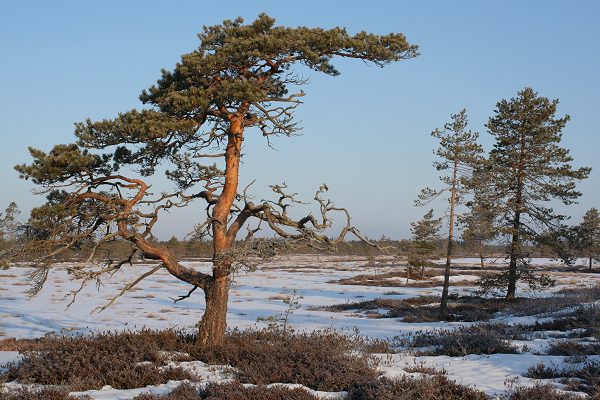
461, 164, 498, 268
0, 202, 21, 242
575, 208, 600, 270
407, 209, 441, 281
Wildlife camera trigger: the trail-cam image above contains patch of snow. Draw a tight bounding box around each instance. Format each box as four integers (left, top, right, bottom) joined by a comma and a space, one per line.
432, 274, 480, 283
377, 353, 585, 397
69, 380, 201, 400
0, 351, 21, 373
161, 360, 234, 383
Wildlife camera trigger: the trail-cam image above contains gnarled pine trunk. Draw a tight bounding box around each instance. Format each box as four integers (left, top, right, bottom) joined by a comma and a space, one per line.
197, 275, 230, 346
197, 117, 244, 347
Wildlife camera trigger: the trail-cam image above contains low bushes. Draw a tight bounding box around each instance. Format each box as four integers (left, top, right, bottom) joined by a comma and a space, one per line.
0, 387, 92, 400
346, 376, 487, 400
1, 328, 379, 393
2, 329, 195, 391
406, 323, 520, 356
191, 329, 378, 391
133, 382, 321, 400
502, 382, 581, 400
526, 360, 600, 396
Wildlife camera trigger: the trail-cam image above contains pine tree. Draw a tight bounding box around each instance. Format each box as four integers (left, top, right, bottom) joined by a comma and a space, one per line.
407, 209, 442, 281
487, 87, 591, 299
416, 109, 483, 315
461, 164, 498, 269
14, 14, 418, 346
576, 208, 600, 270
0, 202, 21, 242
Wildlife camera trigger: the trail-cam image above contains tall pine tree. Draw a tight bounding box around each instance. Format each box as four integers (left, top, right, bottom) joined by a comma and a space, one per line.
416, 109, 483, 315
487, 87, 591, 299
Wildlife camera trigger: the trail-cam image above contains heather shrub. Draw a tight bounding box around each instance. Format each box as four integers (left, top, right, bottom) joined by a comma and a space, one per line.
192, 328, 378, 391
346, 376, 487, 400
133, 382, 321, 400
526, 360, 600, 396
502, 382, 580, 400
407, 323, 519, 356
0, 387, 92, 400
2, 329, 195, 391
133, 383, 200, 400
548, 340, 600, 356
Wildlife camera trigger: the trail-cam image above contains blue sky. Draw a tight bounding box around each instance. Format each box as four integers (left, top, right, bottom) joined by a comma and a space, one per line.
1, 1, 598, 239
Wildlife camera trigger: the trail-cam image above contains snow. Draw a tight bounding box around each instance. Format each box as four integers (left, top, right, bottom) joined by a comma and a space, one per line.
377, 352, 582, 397
1, 255, 599, 398
432, 274, 481, 283
0, 352, 20, 374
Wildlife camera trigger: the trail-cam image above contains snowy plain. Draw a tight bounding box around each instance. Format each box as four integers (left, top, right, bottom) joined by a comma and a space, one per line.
1, 255, 599, 398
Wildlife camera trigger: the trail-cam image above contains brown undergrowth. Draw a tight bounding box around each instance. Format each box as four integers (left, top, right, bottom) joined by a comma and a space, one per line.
1, 329, 380, 393
317, 285, 600, 323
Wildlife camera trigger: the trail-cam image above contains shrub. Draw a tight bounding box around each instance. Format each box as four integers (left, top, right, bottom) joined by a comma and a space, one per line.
133, 382, 321, 400
191, 329, 378, 391
317, 293, 600, 323
531, 304, 600, 338
502, 382, 580, 400
2, 328, 379, 392
346, 376, 487, 400
548, 340, 600, 356
2, 329, 195, 391
0, 387, 92, 400
134, 383, 200, 400
526, 360, 600, 396
407, 323, 520, 356
201, 382, 321, 400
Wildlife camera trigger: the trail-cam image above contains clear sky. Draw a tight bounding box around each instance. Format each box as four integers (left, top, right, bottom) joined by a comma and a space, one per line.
1, 0, 598, 240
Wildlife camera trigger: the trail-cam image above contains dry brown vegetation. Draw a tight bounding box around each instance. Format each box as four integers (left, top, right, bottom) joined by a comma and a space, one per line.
526, 360, 600, 396
134, 382, 321, 400
132, 377, 491, 400
403, 323, 521, 356
0, 329, 381, 393
191, 329, 379, 391
0, 328, 519, 399
0, 387, 92, 400
1, 329, 196, 391
318, 285, 600, 323
346, 376, 488, 400
502, 382, 582, 400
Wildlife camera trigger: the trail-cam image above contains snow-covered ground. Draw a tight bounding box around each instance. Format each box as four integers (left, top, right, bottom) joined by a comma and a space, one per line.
1, 255, 599, 398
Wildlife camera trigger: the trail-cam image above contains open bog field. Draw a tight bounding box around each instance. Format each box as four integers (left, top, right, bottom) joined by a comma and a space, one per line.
1, 255, 600, 399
